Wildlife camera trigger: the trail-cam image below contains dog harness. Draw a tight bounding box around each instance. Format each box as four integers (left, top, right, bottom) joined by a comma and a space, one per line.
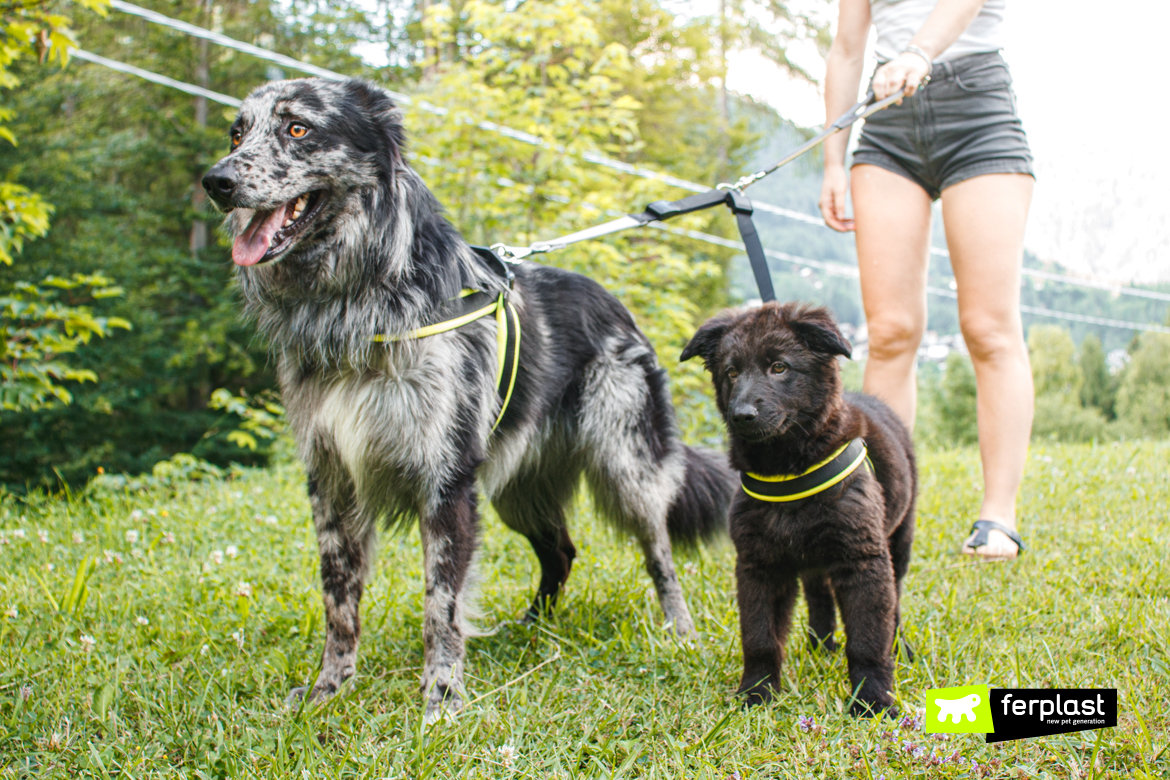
371, 246, 521, 433
741, 438, 870, 503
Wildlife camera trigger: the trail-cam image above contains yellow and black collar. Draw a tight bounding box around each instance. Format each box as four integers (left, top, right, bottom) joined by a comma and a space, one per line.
371, 247, 520, 433
741, 438, 869, 503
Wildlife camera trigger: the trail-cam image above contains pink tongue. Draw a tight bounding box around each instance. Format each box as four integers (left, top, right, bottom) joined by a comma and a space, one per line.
232, 203, 290, 266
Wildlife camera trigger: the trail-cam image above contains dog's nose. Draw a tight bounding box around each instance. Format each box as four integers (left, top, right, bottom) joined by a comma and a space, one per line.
731, 403, 758, 424
202, 171, 237, 199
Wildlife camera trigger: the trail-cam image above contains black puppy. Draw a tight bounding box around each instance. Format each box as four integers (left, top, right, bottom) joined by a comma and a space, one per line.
682, 302, 916, 716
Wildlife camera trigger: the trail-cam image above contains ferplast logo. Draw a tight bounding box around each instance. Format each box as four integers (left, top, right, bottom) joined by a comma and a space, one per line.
924, 685, 995, 734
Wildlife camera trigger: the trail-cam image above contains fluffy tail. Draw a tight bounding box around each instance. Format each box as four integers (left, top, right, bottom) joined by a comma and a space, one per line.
666, 445, 736, 549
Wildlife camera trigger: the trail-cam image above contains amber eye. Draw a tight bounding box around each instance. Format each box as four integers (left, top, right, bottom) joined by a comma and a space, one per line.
770, 362, 787, 375
726, 366, 739, 379
230, 130, 242, 148
288, 122, 309, 138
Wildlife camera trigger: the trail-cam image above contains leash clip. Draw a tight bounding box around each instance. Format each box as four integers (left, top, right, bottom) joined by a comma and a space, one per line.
490, 243, 533, 263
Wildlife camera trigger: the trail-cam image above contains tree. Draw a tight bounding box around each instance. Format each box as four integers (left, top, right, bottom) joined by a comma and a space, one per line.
1078, 333, 1114, 419
1116, 332, 1170, 437
1028, 324, 1081, 401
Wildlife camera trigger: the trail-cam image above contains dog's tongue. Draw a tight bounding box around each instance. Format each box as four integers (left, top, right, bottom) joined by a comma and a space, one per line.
232, 203, 290, 266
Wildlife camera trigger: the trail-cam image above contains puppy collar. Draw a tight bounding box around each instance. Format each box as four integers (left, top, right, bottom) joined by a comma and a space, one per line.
372, 247, 520, 433
741, 438, 869, 503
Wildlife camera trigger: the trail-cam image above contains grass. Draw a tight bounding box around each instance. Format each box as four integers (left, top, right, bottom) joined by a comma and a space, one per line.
1, 441, 1168, 778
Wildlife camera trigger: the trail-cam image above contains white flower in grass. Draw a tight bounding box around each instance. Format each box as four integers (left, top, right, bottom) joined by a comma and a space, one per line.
207, 505, 218, 515
201, 644, 210, 656
163, 532, 176, 544
0, 535, 8, 546
72, 531, 84, 544
124, 529, 139, 544
235, 581, 253, 598
37, 530, 49, 544
265, 516, 278, 526
209, 550, 224, 565
136, 616, 150, 626
79, 634, 96, 653
146, 508, 157, 517
12, 529, 25, 539
497, 744, 517, 768
130, 548, 143, 559
232, 629, 245, 649
44, 563, 54, 572
4, 606, 17, 619
225, 545, 239, 559
130, 509, 144, 522
103, 549, 123, 565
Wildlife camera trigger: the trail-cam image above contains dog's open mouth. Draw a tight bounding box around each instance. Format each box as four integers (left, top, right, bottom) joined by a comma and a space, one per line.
232, 190, 326, 267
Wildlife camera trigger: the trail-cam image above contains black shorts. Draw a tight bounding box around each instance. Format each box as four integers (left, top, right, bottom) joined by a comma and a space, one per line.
852, 51, 1034, 200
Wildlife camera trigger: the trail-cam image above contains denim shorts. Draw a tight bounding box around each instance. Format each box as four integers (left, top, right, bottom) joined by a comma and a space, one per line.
852, 52, 1034, 200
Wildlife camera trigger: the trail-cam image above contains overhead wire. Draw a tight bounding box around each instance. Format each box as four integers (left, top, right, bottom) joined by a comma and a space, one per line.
66, 46, 1170, 334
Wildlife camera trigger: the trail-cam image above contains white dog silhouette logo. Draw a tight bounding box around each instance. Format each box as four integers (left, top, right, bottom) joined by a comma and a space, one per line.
935, 693, 981, 723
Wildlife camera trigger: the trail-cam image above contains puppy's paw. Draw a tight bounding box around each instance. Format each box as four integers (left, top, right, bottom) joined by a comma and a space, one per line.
850, 698, 898, 719
737, 683, 775, 708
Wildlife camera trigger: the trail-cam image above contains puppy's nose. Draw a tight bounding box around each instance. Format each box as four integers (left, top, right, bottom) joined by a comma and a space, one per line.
202, 167, 239, 207
731, 403, 758, 424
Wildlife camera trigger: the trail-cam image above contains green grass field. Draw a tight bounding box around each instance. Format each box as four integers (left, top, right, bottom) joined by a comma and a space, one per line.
1, 442, 1167, 778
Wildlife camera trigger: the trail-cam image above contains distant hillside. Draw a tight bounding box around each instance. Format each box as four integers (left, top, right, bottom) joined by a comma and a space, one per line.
725, 108, 1170, 353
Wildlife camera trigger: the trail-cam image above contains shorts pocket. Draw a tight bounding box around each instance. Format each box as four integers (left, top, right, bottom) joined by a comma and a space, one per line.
953, 62, 1012, 92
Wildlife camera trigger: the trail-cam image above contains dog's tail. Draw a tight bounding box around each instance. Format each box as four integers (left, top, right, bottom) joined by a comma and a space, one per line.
666, 445, 736, 549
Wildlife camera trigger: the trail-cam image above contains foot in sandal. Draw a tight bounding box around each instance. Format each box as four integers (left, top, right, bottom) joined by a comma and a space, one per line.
962, 519, 1025, 560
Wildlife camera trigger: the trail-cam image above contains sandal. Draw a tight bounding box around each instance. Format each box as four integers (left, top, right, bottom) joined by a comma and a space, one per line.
963, 519, 1025, 558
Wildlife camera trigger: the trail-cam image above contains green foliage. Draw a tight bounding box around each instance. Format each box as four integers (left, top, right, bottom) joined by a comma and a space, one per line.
1032, 393, 1108, 443
0, 182, 52, 266
1028, 324, 1081, 401
208, 387, 287, 452
1116, 332, 1170, 437
1078, 333, 1115, 419
929, 352, 978, 447
0, 272, 128, 411
0, 442, 1167, 775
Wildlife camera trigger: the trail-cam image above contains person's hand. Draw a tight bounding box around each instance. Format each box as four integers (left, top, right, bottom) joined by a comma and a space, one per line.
872, 51, 931, 101
819, 165, 853, 232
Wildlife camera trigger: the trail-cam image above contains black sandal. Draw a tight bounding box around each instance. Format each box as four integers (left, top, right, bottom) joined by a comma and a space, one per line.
963, 520, 1026, 556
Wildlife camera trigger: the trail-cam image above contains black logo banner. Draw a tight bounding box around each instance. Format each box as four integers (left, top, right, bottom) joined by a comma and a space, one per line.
987, 688, 1117, 743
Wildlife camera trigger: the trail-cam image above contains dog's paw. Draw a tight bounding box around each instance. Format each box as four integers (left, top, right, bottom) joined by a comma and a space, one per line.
737, 683, 775, 708
284, 681, 338, 710
850, 698, 898, 719
423, 690, 464, 726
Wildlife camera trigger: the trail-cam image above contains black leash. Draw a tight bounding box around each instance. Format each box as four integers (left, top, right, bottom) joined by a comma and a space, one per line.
491, 89, 906, 302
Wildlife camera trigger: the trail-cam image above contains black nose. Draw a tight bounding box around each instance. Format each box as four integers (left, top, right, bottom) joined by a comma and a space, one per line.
731, 403, 758, 424
202, 169, 237, 206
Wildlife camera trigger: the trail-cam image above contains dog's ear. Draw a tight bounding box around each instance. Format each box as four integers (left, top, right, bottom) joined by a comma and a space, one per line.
789, 310, 852, 359
681, 314, 734, 368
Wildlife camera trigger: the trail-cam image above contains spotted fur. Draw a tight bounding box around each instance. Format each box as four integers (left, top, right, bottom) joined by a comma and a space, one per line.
202, 78, 735, 720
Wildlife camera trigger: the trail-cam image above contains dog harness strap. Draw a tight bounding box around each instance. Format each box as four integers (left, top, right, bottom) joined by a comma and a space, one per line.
741, 438, 869, 502
371, 290, 520, 432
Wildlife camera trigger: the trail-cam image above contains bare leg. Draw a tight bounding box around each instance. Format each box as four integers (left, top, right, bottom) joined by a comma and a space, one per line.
942, 174, 1034, 558
419, 473, 480, 721
852, 164, 934, 428
290, 478, 374, 703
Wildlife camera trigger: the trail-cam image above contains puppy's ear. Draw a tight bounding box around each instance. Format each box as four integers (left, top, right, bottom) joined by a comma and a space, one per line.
790, 313, 853, 359
681, 314, 734, 367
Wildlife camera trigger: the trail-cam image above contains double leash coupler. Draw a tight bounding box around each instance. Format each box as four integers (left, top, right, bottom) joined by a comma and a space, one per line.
491, 89, 908, 303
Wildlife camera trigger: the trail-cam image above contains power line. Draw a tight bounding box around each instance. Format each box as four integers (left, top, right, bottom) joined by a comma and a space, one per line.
68, 49, 1170, 336
107, 0, 1170, 306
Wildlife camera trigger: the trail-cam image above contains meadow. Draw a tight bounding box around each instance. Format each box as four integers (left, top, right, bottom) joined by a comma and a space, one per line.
0, 441, 1167, 778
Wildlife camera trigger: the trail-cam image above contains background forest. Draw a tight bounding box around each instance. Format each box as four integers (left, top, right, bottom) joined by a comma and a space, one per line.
2, 0, 1169, 491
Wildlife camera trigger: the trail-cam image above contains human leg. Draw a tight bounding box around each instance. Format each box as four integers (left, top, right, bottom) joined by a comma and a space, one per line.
940, 173, 1034, 558
852, 164, 934, 428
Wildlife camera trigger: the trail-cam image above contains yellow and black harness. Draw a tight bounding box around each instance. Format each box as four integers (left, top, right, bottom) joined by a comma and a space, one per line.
741, 438, 870, 503
372, 246, 521, 433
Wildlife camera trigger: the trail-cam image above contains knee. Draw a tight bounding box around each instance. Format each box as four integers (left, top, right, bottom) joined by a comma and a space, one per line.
960, 313, 1024, 364
865, 316, 924, 362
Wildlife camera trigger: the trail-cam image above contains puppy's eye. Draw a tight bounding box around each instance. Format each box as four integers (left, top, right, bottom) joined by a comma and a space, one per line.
230, 130, 242, 148
288, 122, 309, 138
726, 367, 739, 379
770, 362, 787, 375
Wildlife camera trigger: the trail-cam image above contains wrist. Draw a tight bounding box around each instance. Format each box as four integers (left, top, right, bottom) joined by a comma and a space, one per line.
901, 44, 933, 76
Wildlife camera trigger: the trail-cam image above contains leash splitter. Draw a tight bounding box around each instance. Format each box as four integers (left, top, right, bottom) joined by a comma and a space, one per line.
492, 89, 906, 303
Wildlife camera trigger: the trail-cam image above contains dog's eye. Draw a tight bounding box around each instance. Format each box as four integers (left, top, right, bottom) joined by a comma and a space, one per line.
726, 367, 739, 379
770, 362, 787, 375
288, 123, 309, 138
230, 130, 242, 148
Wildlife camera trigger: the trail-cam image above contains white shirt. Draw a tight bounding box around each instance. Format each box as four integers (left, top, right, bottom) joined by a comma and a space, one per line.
871, 0, 1005, 63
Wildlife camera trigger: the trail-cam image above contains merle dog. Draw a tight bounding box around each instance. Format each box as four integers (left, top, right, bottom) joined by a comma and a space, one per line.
200, 78, 734, 720
681, 302, 916, 716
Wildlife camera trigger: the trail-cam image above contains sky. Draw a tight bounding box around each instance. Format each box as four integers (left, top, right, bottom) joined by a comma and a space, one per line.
719, 0, 1170, 284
